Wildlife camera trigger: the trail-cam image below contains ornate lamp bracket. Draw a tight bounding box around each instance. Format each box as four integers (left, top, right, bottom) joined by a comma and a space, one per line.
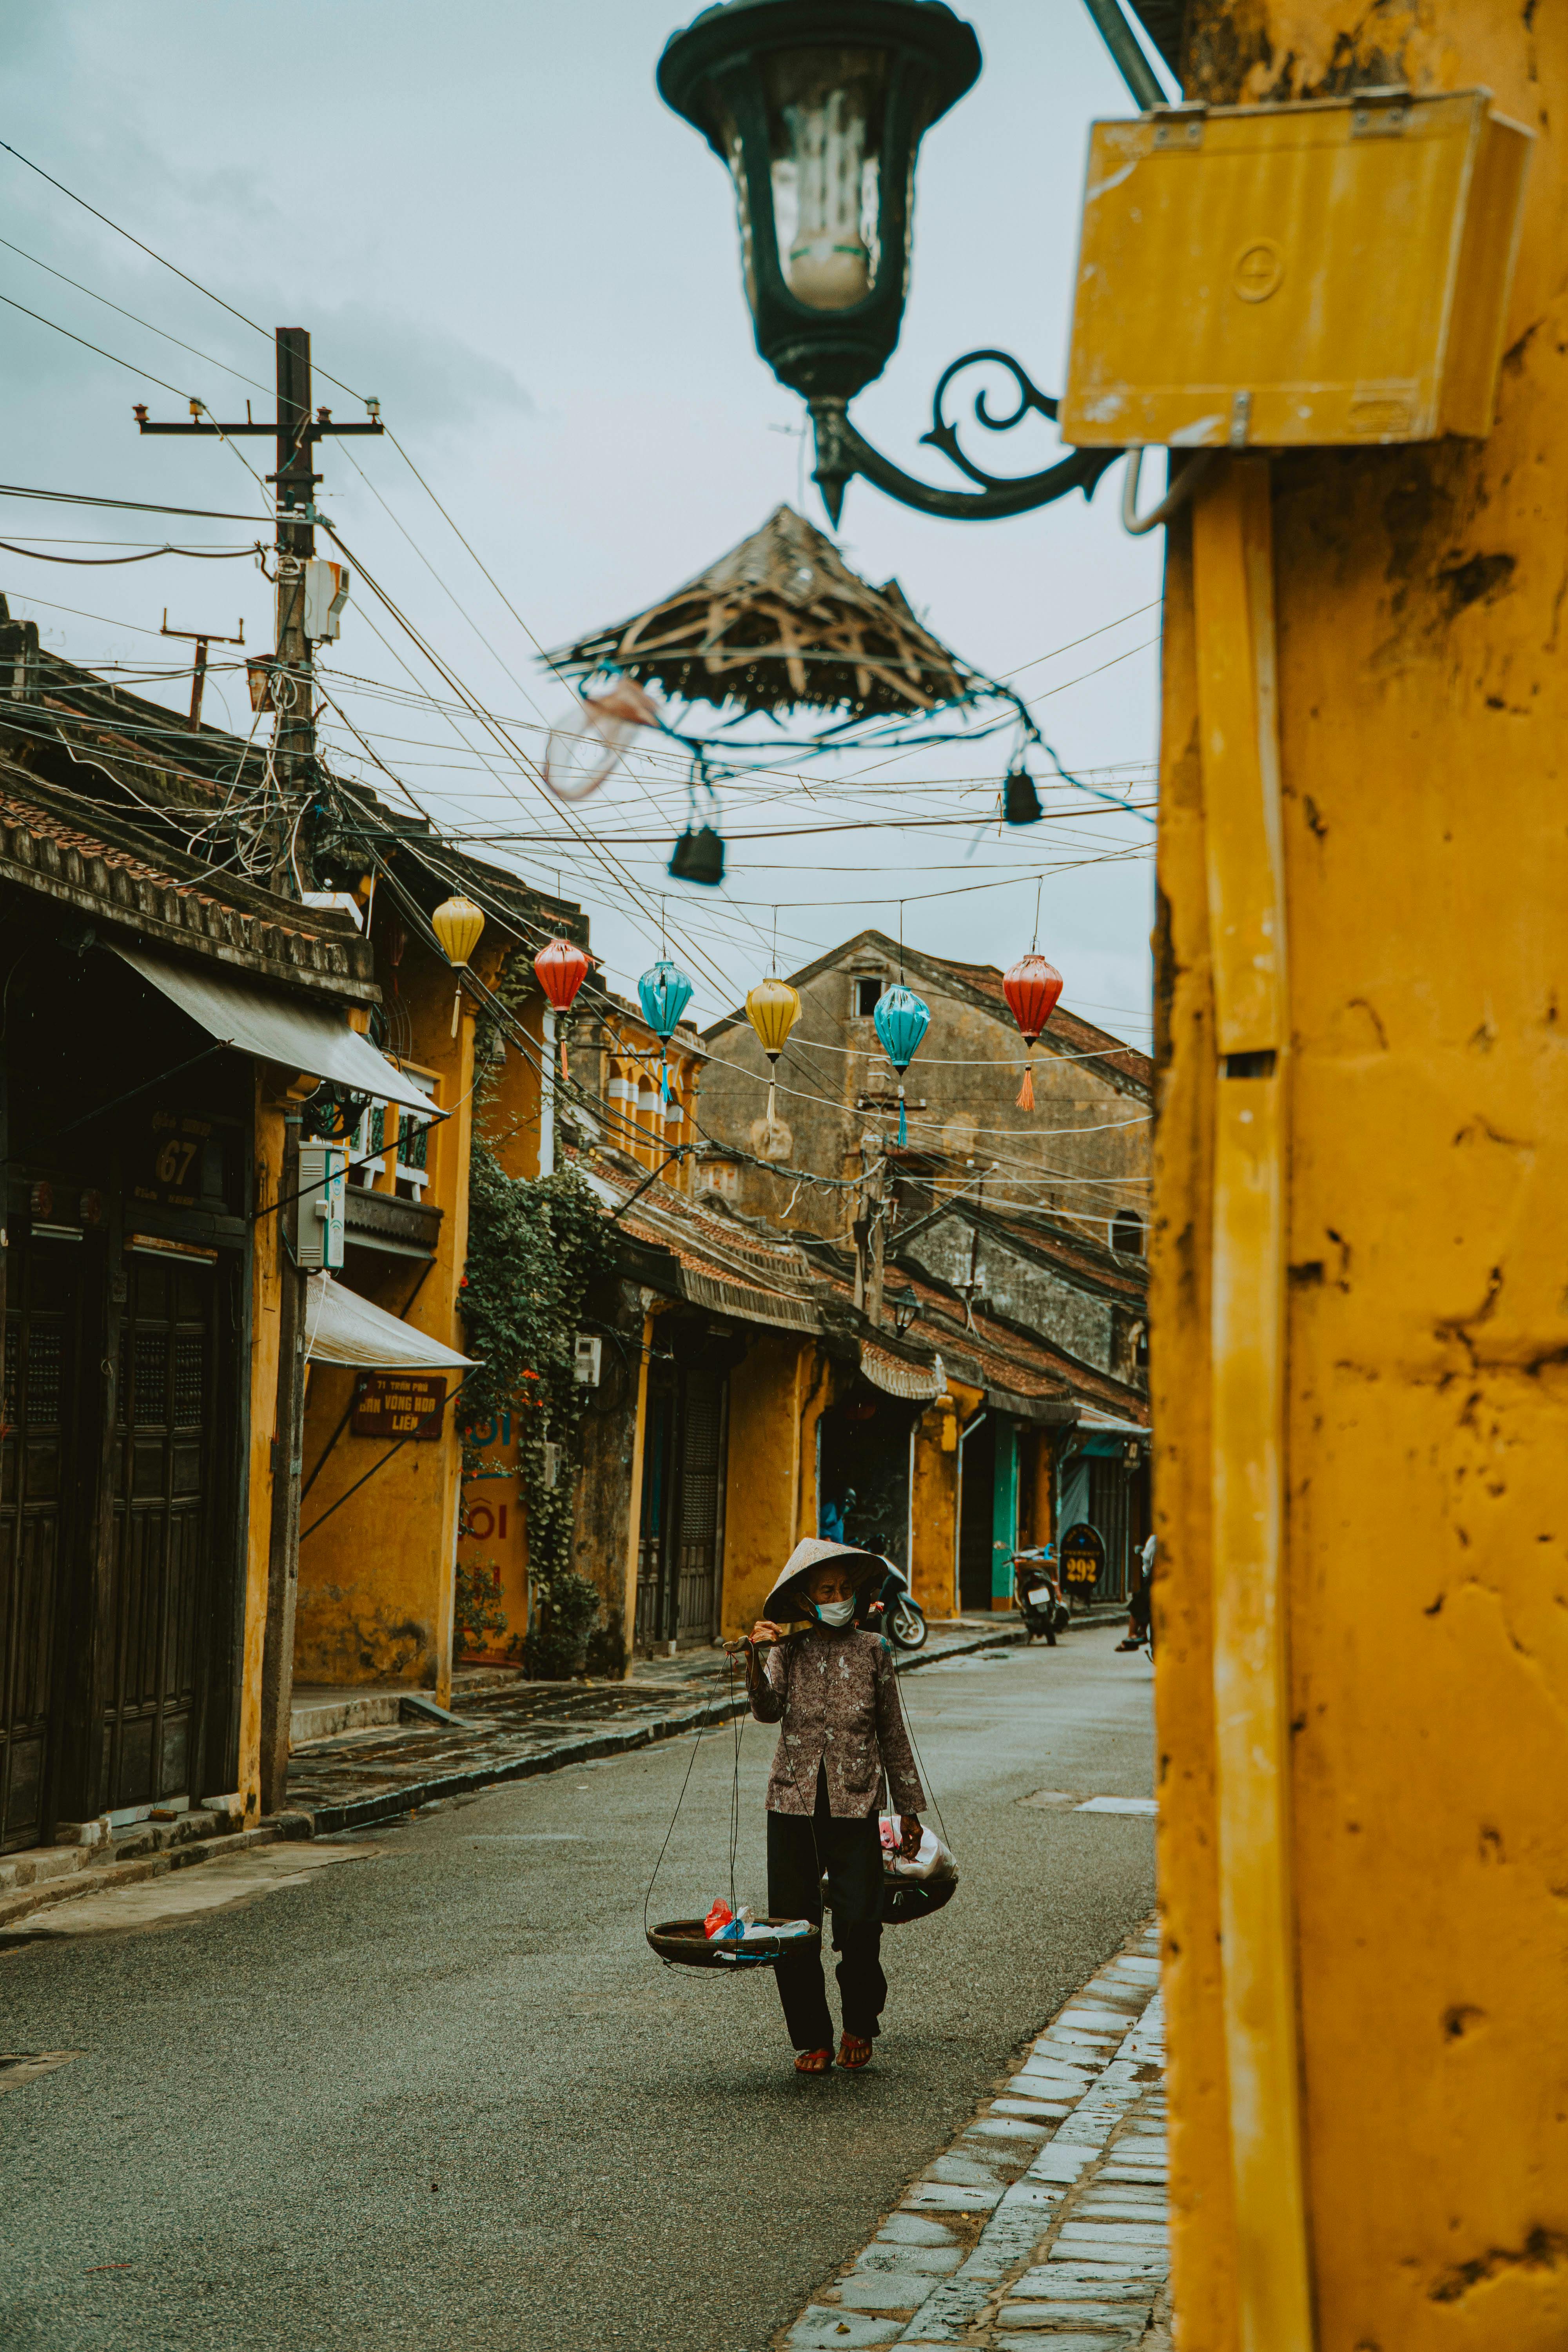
808, 349, 1121, 526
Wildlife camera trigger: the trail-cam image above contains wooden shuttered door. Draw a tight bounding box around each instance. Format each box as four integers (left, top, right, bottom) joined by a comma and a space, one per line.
635, 1361, 730, 1652
102, 1255, 219, 1811
0, 1242, 79, 1853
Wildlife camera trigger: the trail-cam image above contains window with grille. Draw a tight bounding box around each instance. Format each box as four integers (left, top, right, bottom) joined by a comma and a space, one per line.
134, 1332, 168, 1424
173, 1336, 204, 1426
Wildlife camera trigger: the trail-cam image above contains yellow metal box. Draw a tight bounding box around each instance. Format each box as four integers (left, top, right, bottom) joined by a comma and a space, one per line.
1061, 88, 1532, 450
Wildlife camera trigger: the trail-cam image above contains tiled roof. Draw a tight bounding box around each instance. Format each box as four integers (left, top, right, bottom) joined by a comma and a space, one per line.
0, 764, 374, 996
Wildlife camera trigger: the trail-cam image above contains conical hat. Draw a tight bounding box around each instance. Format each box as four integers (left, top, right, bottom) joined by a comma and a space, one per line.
761, 1537, 888, 1623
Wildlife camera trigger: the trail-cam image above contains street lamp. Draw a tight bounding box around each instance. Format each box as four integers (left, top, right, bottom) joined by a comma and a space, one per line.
657, 0, 1120, 524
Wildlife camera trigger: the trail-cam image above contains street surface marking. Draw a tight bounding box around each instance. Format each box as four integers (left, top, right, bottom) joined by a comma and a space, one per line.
2, 1843, 379, 1942
1074, 1797, 1157, 1816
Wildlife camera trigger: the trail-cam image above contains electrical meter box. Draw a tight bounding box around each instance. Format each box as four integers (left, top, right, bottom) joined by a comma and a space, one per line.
1061, 87, 1532, 451
296, 1142, 346, 1270
303, 558, 350, 642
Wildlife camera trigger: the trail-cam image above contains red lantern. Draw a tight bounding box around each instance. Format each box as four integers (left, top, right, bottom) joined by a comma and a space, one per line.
534, 938, 591, 1085
534, 937, 590, 1013
1002, 953, 1063, 1112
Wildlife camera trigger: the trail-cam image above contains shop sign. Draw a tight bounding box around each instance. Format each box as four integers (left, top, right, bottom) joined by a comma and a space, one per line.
351, 1372, 446, 1441
132, 1109, 215, 1212
1058, 1521, 1106, 1593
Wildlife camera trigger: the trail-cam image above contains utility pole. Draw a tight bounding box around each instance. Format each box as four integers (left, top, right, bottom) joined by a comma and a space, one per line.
159, 608, 243, 731
865, 1139, 887, 1328
134, 328, 382, 888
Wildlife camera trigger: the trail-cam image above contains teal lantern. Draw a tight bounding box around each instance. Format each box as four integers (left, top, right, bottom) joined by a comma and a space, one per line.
872, 984, 930, 1144
638, 956, 695, 1106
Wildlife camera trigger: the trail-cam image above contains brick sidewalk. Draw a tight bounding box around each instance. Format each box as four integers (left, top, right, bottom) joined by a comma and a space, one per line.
778, 1919, 1168, 2350
282, 1617, 1041, 1837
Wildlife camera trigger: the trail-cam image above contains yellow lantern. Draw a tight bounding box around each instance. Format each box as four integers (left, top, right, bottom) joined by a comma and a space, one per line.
432, 895, 485, 1034
745, 976, 801, 1131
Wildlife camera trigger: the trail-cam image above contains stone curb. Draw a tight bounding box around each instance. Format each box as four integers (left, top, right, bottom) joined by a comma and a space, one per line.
290, 1625, 1031, 1837
0, 1820, 301, 1942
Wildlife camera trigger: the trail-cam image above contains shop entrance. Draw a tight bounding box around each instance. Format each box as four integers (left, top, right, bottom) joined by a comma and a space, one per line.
816, 1385, 917, 1571
635, 1350, 730, 1653
957, 1414, 995, 1612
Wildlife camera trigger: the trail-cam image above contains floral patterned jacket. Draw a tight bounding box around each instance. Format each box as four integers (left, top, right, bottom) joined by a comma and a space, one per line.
746, 1628, 926, 1819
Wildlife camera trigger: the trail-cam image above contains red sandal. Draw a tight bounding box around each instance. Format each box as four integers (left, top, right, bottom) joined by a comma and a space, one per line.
795, 2047, 833, 2075
837, 2034, 873, 2071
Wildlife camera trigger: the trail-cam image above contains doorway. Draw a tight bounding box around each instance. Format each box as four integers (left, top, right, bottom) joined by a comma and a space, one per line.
816, 1385, 917, 1571
102, 1250, 223, 1811
0, 1237, 82, 1853
635, 1356, 730, 1652
957, 1415, 995, 1613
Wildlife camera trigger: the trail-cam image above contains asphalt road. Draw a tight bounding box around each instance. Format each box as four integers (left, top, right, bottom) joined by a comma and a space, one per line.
0, 1626, 1155, 2352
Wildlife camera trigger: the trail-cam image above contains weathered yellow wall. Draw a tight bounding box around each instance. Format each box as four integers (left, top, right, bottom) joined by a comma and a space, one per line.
486, 989, 548, 1181
294, 950, 476, 1703
235, 1080, 287, 1820
1155, 11, 1568, 2347
720, 1333, 808, 1636
454, 1401, 528, 1664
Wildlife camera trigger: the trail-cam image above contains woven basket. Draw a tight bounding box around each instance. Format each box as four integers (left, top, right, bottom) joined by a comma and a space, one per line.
646, 1917, 822, 1971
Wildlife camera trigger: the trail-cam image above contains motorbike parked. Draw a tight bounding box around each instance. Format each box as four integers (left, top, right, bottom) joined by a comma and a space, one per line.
1010, 1546, 1072, 1645
863, 1561, 927, 1651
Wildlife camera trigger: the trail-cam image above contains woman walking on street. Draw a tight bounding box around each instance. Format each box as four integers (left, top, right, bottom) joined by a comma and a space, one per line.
742, 1537, 926, 2077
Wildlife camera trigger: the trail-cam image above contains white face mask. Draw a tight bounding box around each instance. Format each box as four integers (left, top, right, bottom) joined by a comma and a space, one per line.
814, 1595, 856, 1628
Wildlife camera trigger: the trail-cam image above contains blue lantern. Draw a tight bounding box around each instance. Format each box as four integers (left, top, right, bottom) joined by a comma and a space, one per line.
872, 985, 931, 1146
638, 956, 694, 1107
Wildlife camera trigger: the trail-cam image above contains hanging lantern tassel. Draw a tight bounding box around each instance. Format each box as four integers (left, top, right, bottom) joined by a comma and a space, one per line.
660, 1047, 670, 1109
765, 1053, 780, 1131
1017, 1053, 1035, 1112
897, 1083, 908, 1147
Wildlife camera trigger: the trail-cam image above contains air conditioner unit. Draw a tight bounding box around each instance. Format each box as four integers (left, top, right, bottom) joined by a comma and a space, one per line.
303, 559, 350, 642
296, 1143, 346, 1270
573, 1334, 603, 1387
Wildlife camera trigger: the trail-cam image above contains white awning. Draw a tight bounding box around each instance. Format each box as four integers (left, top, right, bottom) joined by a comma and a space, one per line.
304, 1273, 476, 1370
108, 941, 437, 1116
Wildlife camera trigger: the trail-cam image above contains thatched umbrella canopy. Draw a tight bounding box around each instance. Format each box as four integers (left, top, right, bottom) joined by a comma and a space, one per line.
550, 505, 975, 720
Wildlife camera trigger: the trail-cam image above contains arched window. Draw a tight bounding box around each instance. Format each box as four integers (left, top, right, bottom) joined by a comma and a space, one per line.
1112, 1209, 1145, 1257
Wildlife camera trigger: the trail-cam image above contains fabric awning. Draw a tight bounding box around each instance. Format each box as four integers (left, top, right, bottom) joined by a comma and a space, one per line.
304, 1274, 476, 1370
109, 941, 438, 1116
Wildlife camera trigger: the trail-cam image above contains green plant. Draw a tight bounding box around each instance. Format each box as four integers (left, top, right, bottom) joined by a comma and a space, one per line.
455, 1558, 507, 1657
458, 1148, 616, 1679
525, 1569, 604, 1680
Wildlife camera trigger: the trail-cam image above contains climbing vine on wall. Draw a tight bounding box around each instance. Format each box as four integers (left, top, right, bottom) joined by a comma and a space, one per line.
457, 1147, 616, 1675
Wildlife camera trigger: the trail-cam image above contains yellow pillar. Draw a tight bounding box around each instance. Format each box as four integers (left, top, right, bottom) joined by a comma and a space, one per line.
1153, 11, 1568, 2349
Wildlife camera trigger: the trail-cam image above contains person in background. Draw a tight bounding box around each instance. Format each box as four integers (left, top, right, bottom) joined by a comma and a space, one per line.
1118, 1531, 1156, 1651
743, 1537, 924, 2076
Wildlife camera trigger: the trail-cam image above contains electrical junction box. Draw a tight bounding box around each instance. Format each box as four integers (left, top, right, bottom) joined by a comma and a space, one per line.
1061, 87, 1533, 451
296, 1142, 346, 1271
573, 1334, 603, 1387
303, 558, 350, 642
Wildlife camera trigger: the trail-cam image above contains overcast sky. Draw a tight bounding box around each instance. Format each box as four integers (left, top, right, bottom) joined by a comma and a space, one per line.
2, 2, 1167, 1044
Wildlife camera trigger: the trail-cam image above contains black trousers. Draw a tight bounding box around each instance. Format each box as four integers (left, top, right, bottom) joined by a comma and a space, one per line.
766, 1770, 887, 2049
